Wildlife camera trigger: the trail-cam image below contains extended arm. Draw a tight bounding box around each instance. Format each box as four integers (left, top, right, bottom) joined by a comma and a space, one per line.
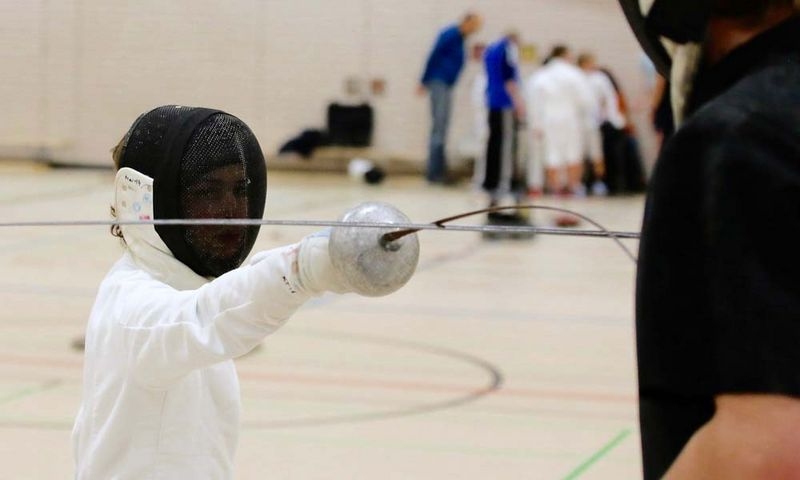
505, 79, 526, 121
119, 235, 344, 389
666, 394, 800, 479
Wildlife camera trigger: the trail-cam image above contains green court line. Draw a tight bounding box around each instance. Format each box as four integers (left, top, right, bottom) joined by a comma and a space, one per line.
562, 429, 631, 480
0, 380, 61, 406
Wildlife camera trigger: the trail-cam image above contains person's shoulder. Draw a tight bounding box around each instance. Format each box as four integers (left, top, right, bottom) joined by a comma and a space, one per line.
533, 65, 556, 84
673, 103, 750, 171
561, 63, 589, 85
93, 255, 141, 302
664, 98, 746, 171
690, 57, 800, 147
731, 55, 800, 127
678, 66, 800, 180
553, 60, 581, 77
103, 254, 136, 279
485, 41, 504, 60
441, 24, 460, 39
591, 70, 613, 85
102, 254, 161, 290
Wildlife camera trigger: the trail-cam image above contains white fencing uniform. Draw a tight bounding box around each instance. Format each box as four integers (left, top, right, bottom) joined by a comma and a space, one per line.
72, 169, 319, 480
72, 248, 311, 479
584, 69, 627, 162
526, 58, 595, 168
586, 70, 626, 130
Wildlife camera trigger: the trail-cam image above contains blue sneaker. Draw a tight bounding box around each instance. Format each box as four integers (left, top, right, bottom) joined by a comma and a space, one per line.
591, 181, 608, 197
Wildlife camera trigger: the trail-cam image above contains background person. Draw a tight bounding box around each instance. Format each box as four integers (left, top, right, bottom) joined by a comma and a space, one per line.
418, 12, 483, 184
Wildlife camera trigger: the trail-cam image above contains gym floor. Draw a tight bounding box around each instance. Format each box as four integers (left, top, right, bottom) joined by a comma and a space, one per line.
0, 161, 644, 479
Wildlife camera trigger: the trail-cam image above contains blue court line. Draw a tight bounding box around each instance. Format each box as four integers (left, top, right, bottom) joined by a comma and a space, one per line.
562, 429, 631, 480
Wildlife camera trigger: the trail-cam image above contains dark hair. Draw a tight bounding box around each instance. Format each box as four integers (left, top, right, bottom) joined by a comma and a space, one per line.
712, 0, 794, 18
550, 45, 570, 59
110, 138, 125, 238
111, 137, 125, 170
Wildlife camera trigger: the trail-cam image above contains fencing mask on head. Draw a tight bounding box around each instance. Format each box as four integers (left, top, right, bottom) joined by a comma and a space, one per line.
619, 0, 711, 76
618, 0, 712, 123
116, 105, 267, 278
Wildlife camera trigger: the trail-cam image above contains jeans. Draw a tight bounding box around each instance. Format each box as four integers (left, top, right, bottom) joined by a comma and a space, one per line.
427, 80, 453, 182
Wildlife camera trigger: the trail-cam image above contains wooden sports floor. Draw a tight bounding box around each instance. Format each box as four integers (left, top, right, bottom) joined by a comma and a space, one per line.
0, 161, 644, 479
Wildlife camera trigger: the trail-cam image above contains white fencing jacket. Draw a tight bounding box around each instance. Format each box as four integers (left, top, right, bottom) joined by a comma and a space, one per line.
585, 70, 627, 130
73, 170, 313, 479
525, 58, 595, 133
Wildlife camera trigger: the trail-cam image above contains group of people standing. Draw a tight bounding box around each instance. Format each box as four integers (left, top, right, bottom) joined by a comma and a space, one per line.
423, 3, 800, 479
419, 14, 645, 221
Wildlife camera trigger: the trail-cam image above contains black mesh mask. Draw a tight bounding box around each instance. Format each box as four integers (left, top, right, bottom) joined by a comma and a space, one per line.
117, 105, 267, 277
618, 0, 711, 76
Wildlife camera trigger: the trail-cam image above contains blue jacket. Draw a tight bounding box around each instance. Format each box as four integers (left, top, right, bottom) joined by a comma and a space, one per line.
421, 25, 465, 87
484, 37, 519, 110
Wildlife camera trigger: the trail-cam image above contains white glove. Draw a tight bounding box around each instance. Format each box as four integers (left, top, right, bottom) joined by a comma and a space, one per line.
294, 230, 351, 296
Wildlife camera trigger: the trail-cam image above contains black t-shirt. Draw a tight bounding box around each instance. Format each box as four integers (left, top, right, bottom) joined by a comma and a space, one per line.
636, 16, 800, 480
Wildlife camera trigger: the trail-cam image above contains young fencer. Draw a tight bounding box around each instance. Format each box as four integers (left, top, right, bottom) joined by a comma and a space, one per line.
71, 105, 408, 479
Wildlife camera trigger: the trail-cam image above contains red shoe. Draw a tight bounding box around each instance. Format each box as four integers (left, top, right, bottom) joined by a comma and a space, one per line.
555, 215, 580, 228
527, 188, 543, 199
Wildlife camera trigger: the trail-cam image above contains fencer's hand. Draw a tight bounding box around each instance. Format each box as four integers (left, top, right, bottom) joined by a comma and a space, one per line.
514, 103, 527, 123
416, 84, 427, 96
294, 230, 351, 296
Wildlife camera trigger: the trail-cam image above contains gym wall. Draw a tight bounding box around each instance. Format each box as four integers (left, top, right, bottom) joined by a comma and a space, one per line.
0, 0, 648, 167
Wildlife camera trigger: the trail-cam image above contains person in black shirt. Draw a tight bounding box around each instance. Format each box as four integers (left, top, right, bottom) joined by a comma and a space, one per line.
620, 0, 800, 478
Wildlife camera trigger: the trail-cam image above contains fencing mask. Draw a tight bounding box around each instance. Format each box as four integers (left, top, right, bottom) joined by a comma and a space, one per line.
618, 0, 711, 76
618, 0, 712, 123
116, 105, 267, 278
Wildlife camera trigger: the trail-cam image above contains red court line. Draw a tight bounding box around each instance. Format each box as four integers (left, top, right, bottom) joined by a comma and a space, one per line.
238, 370, 635, 404
0, 353, 634, 404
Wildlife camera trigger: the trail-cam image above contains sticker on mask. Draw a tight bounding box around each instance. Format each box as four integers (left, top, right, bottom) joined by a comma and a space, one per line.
115, 167, 155, 221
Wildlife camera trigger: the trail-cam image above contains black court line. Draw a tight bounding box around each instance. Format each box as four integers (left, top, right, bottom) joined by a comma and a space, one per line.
0, 329, 502, 432
240, 328, 504, 429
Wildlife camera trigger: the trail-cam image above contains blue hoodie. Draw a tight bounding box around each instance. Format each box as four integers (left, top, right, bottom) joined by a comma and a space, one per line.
421, 25, 465, 87
484, 37, 519, 110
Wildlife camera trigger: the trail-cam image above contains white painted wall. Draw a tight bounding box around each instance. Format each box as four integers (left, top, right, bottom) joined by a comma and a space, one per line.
0, 0, 649, 167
